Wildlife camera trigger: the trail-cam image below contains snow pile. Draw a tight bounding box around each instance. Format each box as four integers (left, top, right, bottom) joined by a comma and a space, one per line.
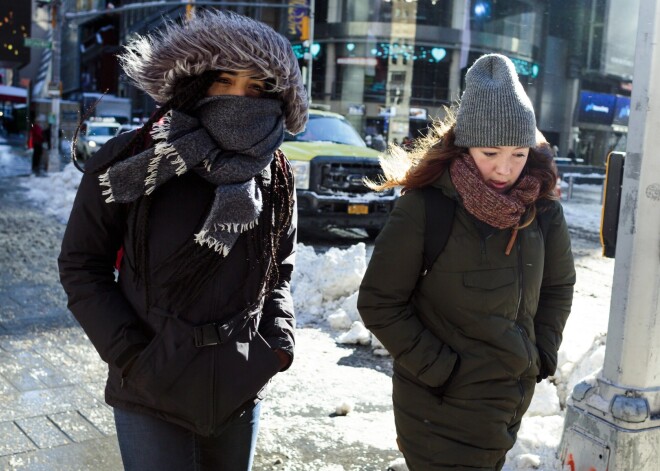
14, 164, 615, 471
20, 162, 82, 223
291, 243, 388, 349
291, 243, 365, 324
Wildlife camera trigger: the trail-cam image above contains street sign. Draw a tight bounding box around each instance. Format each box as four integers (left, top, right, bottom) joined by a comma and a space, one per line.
47, 82, 61, 98
24, 38, 52, 49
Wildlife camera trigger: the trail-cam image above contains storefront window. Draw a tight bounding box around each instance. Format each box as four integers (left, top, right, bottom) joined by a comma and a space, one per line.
470, 0, 538, 43
411, 46, 452, 104
416, 0, 453, 27
341, 0, 392, 22
338, 0, 451, 24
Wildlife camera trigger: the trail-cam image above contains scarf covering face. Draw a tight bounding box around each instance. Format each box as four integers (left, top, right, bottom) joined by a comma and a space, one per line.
99, 95, 284, 255
449, 153, 540, 229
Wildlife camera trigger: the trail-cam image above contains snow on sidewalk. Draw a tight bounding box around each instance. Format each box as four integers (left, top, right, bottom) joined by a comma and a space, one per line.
17, 164, 614, 470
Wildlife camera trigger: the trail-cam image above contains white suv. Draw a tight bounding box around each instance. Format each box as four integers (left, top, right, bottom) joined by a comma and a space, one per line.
76, 118, 121, 161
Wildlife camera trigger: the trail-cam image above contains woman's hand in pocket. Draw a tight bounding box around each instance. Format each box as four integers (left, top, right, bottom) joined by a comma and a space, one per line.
273, 349, 291, 371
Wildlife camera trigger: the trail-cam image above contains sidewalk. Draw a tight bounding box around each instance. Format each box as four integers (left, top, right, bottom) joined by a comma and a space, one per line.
0, 144, 123, 470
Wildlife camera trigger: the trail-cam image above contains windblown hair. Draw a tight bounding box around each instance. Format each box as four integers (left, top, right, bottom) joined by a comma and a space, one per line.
369, 109, 559, 227
119, 9, 308, 134
372, 110, 558, 198
158, 152, 294, 312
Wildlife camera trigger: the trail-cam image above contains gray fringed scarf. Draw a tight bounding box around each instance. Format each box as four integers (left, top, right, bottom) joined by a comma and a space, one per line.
98, 95, 284, 255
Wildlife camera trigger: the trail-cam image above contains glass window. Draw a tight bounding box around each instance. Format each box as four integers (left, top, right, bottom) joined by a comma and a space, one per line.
88, 125, 119, 137
470, 0, 538, 42
341, 0, 392, 22
411, 46, 452, 104
416, 0, 453, 27
284, 115, 367, 147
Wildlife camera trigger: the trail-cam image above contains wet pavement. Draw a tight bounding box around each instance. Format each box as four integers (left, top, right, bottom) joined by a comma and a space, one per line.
0, 138, 390, 471
0, 139, 123, 470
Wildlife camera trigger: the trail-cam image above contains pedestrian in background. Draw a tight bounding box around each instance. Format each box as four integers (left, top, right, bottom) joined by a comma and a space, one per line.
358, 54, 575, 470
29, 115, 45, 174
59, 10, 307, 471
372, 132, 387, 151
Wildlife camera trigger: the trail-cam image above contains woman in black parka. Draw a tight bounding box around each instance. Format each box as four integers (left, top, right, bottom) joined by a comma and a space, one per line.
358, 54, 576, 470
58, 10, 307, 471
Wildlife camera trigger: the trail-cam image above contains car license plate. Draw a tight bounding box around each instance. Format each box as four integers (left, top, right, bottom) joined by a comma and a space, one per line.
347, 204, 369, 215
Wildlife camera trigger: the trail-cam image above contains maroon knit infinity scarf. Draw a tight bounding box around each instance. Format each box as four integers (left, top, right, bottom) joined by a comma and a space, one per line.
449, 154, 540, 229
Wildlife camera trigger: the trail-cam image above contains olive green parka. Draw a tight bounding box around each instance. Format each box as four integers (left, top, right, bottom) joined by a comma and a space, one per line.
357, 171, 575, 470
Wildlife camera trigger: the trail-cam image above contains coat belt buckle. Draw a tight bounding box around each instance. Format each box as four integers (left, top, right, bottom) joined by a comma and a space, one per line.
194, 323, 220, 347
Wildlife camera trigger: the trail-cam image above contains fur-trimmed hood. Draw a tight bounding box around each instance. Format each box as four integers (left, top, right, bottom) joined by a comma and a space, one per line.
118, 9, 308, 134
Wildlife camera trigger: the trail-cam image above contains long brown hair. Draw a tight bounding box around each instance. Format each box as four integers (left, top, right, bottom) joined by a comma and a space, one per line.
370, 111, 559, 205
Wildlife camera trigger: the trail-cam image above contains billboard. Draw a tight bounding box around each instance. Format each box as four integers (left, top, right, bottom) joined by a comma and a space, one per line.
0, 4, 31, 66
602, 0, 639, 79
612, 96, 631, 126
577, 91, 616, 126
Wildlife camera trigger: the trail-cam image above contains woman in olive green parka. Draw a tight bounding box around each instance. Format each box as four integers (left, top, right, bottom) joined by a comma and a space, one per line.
357, 54, 576, 471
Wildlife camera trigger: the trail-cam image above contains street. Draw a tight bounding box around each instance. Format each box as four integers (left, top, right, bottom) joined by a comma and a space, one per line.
0, 144, 614, 471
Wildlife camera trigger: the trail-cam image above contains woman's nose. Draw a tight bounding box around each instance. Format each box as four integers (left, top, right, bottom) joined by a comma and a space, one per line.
495, 158, 512, 175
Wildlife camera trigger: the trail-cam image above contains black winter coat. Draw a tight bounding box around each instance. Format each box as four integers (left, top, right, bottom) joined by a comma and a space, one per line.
58, 131, 297, 435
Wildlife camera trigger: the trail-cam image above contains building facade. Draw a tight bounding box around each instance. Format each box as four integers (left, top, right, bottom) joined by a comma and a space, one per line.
51, 0, 637, 165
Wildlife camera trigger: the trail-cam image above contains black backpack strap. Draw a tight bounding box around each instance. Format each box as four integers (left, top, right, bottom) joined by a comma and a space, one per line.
535, 201, 555, 244
421, 186, 456, 276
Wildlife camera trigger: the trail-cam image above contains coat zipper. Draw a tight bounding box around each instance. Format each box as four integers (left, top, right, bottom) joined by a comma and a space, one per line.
510, 238, 531, 425
514, 238, 523, 321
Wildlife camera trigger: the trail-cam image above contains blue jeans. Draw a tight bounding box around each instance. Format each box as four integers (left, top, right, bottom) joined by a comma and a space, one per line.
114, 402, 261, 471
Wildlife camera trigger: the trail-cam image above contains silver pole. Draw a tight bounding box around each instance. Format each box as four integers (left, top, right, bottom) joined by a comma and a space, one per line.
306, 0, 315, 102
559, 0, 660, 469
47, 0, 62, 173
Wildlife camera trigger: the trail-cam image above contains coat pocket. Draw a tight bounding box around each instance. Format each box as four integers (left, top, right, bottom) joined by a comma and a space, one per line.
212, 324, 282, 426
124, 317, 201, 398
461, 268, 517, 317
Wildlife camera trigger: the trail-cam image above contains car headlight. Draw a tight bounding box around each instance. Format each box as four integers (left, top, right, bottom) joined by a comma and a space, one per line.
88, 140, 97, 148
289, 160, 310, 190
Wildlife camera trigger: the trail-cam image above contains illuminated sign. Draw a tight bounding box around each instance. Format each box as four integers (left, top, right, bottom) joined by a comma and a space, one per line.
337, 57, 378, 66
292, 43, 321, 60
509, 57, 540, 78
612, 96, 631, 126
578, 91, 616, 125
409, 107, 427, 120
287, 0, 308, 40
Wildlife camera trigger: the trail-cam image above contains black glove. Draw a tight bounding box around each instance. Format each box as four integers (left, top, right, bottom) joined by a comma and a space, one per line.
536, 348, 555, 383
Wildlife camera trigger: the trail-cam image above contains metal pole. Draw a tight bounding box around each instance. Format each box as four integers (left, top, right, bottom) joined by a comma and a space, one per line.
47, 0, 62, 173
559, 0, 660, 469
306, 0, 315, 102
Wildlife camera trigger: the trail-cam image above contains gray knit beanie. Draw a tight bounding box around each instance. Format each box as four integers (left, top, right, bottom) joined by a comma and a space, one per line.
118, 9, 308, 134
454, 54, 536, 148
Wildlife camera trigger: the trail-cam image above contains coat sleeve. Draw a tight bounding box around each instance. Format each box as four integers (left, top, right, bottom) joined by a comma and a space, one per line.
358, 190, 458, 388
534, 202, 576, 375
58, 141, 150, 371
259, 165, 297, 371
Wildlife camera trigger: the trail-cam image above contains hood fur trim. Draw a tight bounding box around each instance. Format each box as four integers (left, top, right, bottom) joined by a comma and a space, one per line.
118, 9, 308, 134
